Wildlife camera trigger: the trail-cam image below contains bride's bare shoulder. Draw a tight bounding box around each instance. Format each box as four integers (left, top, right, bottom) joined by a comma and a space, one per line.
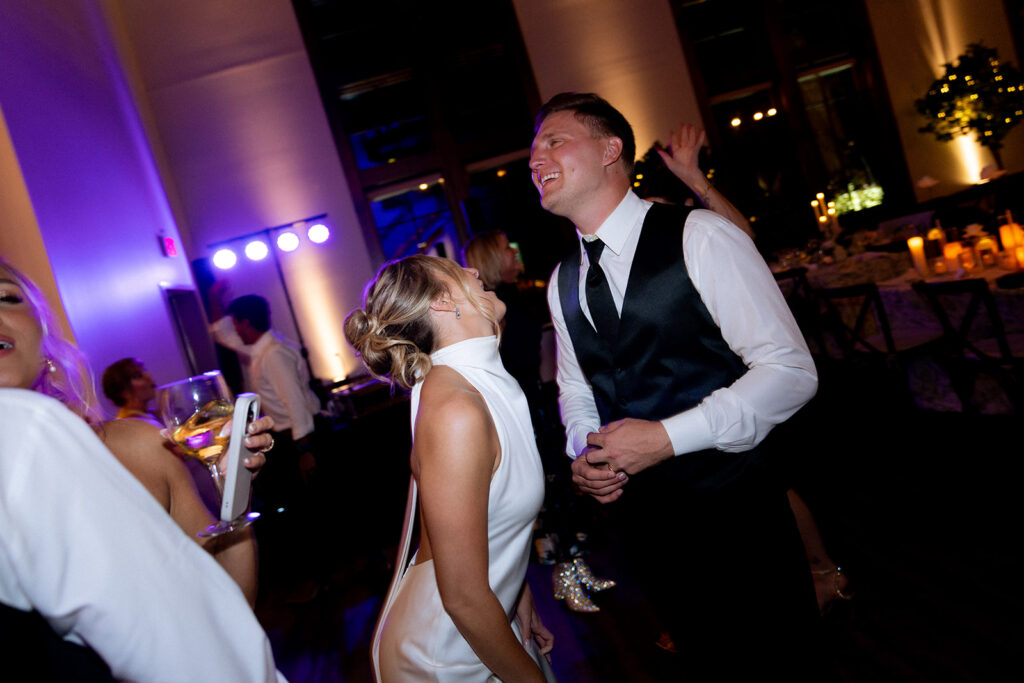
416, 366, 493, 447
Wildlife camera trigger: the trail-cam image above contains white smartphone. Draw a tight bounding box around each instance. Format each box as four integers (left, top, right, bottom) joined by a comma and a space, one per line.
220, 393, 260, 522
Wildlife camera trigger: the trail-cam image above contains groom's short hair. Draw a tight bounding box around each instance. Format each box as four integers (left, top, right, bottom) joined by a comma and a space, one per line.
534, 92, 636, 175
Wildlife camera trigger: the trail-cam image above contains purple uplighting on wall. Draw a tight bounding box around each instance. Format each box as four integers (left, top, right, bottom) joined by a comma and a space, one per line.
0, 0, 195, 415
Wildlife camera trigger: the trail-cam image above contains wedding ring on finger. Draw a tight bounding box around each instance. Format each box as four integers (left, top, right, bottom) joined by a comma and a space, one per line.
606, 463, 617, 474
260, 436, 275, 454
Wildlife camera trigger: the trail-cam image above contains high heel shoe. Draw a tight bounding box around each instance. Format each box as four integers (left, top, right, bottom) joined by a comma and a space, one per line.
813, 565, 854, 616
552, 561, 599, 612
572, 557, 616, 592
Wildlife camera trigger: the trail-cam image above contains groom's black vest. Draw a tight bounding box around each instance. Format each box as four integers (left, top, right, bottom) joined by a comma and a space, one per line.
558, 203, 767, 490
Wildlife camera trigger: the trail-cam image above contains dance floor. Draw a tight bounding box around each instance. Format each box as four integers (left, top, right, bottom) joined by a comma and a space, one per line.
255, 360, 1021, 682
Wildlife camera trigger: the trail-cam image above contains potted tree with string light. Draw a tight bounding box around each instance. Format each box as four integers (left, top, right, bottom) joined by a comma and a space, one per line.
916, 42, 1024, 171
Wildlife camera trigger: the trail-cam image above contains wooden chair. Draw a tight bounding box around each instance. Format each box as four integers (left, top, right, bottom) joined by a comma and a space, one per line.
773, 267, 825, 355
816, 282, 941, 408
911, 279, 1022, 362
911, 278, 1023, 413
816, 282, 941, 358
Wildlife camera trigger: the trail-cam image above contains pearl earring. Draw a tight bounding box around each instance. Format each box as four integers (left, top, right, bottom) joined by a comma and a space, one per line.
45, 358, 57, 373
454, 305, 461, 320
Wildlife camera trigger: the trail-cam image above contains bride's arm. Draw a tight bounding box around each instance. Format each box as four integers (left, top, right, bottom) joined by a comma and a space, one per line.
415, 368, 545, 683
515, 584, 553, 656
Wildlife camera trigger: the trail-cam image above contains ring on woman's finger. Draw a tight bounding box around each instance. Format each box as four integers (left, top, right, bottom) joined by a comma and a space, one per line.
260, 436, 275, 454
606, 463, 617, 474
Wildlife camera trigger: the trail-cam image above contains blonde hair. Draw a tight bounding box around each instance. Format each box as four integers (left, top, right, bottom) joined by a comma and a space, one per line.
461, 230, 507, 291
345, 255, 498, 390
0, 260, 102, 424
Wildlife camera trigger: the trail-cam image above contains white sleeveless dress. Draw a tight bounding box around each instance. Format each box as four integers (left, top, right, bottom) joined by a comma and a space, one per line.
373, 336, 548, 681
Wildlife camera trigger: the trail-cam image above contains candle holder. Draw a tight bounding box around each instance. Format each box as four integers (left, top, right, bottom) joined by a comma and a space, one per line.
958, 246, 979, 271
975, 235, 998, 268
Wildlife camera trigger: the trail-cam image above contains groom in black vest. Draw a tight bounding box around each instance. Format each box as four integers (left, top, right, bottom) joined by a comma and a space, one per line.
531, 93, 828, 679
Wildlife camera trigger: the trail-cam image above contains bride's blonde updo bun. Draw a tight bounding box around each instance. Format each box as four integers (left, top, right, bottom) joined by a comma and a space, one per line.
345, 255, 480, 390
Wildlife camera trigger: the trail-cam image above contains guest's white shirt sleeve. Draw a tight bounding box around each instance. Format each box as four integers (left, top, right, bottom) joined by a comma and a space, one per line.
211, 315, 250, 356
0, 389, 286, 683
548, 209, 817, 458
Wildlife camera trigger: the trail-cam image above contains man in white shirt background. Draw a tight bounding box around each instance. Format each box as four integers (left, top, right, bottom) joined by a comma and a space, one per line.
530, 92, 828, 679
213, 294, 324, 599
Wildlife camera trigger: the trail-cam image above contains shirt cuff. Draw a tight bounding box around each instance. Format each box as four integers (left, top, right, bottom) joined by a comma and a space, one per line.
567, 426, 593, 460
661, 408, 714, 456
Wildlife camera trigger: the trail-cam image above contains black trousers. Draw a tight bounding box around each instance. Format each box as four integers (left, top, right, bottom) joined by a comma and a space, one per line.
610, 457, 833, 682
252, 429, 324, 588
252, 429, 306, 514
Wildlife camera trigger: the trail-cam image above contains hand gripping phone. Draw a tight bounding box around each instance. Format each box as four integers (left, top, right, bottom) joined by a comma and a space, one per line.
220, 393, 260, 522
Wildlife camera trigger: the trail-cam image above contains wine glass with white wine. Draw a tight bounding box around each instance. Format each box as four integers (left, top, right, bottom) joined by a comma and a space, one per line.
156, 371, 259, 537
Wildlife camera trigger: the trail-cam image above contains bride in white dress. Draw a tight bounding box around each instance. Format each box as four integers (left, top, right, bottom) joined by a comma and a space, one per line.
345, 255, 555, 682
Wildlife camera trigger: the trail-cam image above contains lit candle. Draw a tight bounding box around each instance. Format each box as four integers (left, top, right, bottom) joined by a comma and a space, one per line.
944, 241, 963, 271
907, 236, 928, 276
1016, 246, 1024, 270
827, 203, 839, 236
999, 223, 1017, 251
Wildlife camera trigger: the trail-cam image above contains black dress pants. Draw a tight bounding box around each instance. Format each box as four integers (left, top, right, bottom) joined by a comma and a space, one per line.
610, 457, 833, 682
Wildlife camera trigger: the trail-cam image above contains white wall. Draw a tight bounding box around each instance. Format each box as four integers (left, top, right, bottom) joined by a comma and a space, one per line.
107, 0, 375, 381
0, 105, 72, 342
0, 0, 377, 397
513, 0, 702, 159
0, 0, 194, 416
865, 0, 1024, 200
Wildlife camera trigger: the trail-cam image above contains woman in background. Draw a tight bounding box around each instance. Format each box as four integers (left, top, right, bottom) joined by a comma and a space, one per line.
464, 232, 616, 614
0, 260, 269, 605
101, 357, 158, 422
347, 255, 553, 681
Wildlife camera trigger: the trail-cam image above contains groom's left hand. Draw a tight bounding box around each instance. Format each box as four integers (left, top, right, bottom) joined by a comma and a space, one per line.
587, 418, 674, 475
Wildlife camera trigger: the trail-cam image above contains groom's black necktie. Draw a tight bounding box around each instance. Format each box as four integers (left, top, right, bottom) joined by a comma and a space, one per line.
583, 238, 619, 339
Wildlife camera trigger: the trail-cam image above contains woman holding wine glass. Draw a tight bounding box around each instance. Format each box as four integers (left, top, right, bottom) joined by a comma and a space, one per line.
347, 255, 554, 681
0, 259, 270, 605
